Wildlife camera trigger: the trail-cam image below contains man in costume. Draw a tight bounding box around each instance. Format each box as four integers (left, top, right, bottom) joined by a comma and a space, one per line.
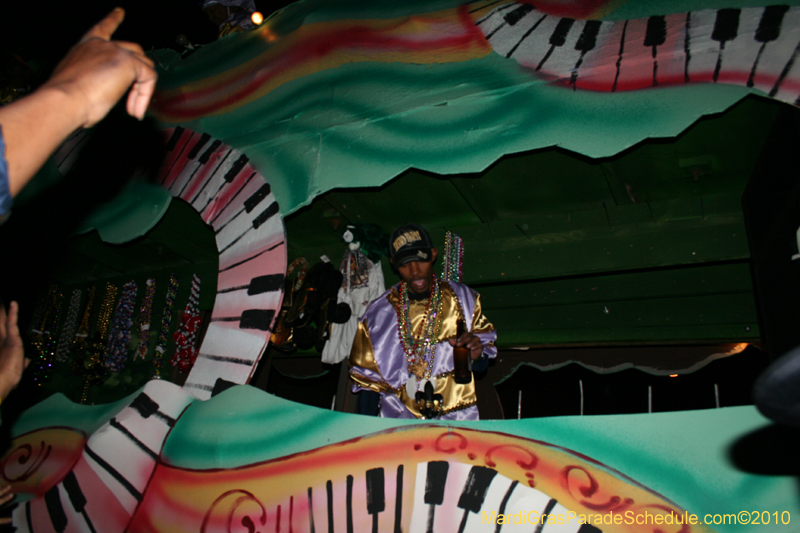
349, 224, 496, 420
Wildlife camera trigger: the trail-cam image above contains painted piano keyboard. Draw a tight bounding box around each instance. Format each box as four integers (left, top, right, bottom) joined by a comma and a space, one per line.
158, 127, 287, 399
475, 2, 800, 105
126, 424, 707, 533
11, 380, 195, 533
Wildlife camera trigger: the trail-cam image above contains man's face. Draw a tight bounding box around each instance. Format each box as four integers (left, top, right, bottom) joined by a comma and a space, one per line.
395, 248, 438, 295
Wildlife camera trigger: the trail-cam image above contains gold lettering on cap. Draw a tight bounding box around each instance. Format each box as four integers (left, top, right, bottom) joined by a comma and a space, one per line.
393, 230, 421, 252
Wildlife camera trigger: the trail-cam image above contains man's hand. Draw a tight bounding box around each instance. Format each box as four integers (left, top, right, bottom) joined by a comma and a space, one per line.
42, 7, 157, 127
0, 301, 29, 401
0, 485, 15, 525
448, 332, 484, 360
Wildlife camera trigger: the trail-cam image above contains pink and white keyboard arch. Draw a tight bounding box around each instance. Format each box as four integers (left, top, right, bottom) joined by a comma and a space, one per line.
158, 127, 287, 400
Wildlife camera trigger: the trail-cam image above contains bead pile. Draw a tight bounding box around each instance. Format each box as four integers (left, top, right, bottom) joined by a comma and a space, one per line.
171, 274, 201, 373
96, 283, 118, 340
395, 274, 444, 382
104, 280, 138, 372
442, 231, 464, 283
55, 289, 82, 362
153, 274, 179, 377
135, 278, 156, 360
30, 285, 62, 385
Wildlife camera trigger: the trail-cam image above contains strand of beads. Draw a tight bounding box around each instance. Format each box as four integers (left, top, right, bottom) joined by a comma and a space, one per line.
104, 280, 137, 372
395, 274, 444, 382
153, 274, 179, 378
135, 278, 156, 360
171, 274, 201, 373
72, 285, 96, 354
442, 231, 464, 283
96, 283, 118, 340
30, 286, 63, 385
55, 289, 82, 362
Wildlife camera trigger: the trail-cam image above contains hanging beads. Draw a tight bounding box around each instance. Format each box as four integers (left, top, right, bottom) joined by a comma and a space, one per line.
104, 280, 137, 372
442, 231, 464, 283
135, 278, 156, 360
171, 274, 201, 373
55, 289, 82, 362
153, 274, 179, 377
96, 283, 118, 340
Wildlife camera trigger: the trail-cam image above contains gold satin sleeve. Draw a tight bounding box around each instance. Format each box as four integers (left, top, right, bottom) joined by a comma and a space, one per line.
349, 320, 393, 393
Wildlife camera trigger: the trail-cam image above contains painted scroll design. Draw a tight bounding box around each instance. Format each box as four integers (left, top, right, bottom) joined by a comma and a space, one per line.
126, 425, 717, 533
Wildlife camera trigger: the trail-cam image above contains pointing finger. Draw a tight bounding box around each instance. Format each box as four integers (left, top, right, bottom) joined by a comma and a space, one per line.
82, 7, 125, 43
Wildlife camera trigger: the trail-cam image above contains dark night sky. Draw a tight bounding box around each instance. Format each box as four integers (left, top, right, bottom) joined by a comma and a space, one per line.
2, 0, 297, 71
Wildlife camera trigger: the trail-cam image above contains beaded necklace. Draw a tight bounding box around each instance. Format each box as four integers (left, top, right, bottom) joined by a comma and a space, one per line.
442, 231, 464, 283
153, 274, 179, 377
104, 280, 138, 372
171, 274, 202, 373
134, 278, 156, 360
395, 274, 444, 383
55, 289, 82, 362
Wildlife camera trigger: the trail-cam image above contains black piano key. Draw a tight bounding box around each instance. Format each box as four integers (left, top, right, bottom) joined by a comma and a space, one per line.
238, 309, 276, 331
244, 183, 272, 213
424, 462, 448, 505
198, 139, 222, 165
211, 171, 258, 230
247, 274, 285, 295
504, 4, 534, 26
549, 17, 575, 47
189, 144, 231, 205
346, 475, 354, 533
571, 20, 602, 88
394, 465, 403, 533
62, 472, 86, 513
457, 466, 497, 513
424, 461, 449, 533
575, 20, 602, 53
327, 480, 335, 533
749, 6, 791, 87
187, 133, 212, 160
712, 8, 741, 44
217, 198, 275, 254
253, 201, 281, 230
45, 485, 67, 532
164, 127, 185, 152
457, 466, 497, 533
130, 393, 159, 419
537, 18, 576, 71
483, 3, 519, 39
506, 13, 548, 59
224, 154, 250, 183
644, 15, 666, 55
62, 472, 98, 533
756, 5, 789, 43
308, 487, 316, 533
366, 467, 386, 516
365, 468, 385, 520
712, 9, 741, 82
533, 499, 558, 533
219, 273, 285, 295
644, 15, 667, 85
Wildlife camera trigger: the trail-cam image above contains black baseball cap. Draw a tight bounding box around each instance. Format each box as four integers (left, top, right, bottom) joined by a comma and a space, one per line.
389, 223, 434, 266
